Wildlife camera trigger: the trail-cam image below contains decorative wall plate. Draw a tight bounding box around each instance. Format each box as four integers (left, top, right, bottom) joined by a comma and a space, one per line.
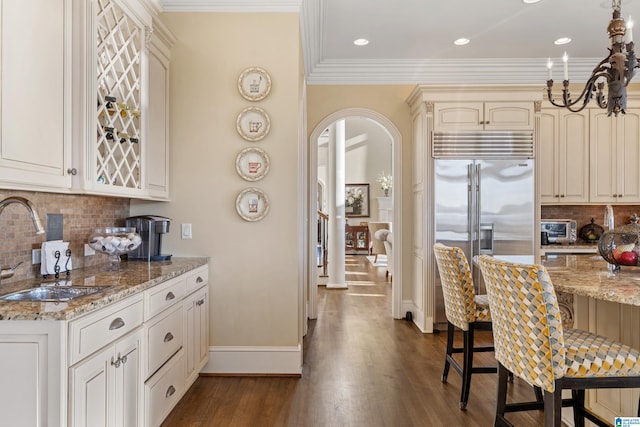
237, 66, 272, 101
236, 107, 270, 141
235, 187, 270, 222
236, 147, 270, 182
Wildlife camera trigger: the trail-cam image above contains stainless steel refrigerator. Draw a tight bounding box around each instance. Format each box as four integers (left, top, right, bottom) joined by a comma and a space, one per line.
432, 131, 535, 329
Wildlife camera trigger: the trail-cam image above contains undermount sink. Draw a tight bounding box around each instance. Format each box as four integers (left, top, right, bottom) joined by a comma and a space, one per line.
0, 286, 108, 302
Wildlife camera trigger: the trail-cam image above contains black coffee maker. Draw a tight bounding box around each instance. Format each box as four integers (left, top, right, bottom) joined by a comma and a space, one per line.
125, 215, 172, 261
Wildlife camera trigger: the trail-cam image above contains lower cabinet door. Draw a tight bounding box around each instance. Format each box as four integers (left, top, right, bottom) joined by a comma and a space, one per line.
69, 328, 143, 427
184, 286, 209, 387
113, 328, 144, 427
69, 346, 112, 427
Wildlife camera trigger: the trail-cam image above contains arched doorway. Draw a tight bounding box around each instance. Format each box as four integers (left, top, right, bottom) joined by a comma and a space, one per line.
308, 108, 403, 319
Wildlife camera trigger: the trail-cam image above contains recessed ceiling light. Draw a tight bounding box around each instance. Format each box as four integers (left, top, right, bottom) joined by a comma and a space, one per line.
554, 37, 572, 45
522, 0, 541, 3
454, 38, 470, 46
353, 38, 369, 46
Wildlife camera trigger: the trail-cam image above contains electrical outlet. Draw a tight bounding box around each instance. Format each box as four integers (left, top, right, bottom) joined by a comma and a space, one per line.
181, 223, 192, 240
84, 243, 95, 256
32, 249, 41, 265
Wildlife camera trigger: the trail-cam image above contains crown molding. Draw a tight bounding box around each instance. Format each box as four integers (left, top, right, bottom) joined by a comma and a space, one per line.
304, 58, 604, 85
159, 0, 302, 12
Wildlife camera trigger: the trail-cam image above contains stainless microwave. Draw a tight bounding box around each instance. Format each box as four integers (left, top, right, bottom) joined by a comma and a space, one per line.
541, 219, 577, 244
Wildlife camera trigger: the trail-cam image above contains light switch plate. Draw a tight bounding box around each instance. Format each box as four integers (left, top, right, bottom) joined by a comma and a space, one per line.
32, 249, 41, 265
181, 223, 192, 240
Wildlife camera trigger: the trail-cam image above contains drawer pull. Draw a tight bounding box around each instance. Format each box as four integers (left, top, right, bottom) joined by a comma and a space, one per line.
196, 299, 205, 306
109, 317, 125, 330
166, 385, 176, 398
196, 276, 203, 283
164, 332, 174, 343
165, 291, 176, 301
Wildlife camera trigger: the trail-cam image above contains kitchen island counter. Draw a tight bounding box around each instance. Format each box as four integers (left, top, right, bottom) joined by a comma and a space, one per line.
541, 254, 640, 307
0, 257, 209, 321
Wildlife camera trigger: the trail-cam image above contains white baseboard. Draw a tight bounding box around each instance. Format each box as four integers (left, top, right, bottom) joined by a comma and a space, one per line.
402, 300, 432, 333
201, 345, 302, 375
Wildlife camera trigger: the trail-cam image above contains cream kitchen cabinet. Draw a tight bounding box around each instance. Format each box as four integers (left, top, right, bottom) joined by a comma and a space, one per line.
589, 109, 640, 203
0, 0, 73, 192
146, 19, 175, 200
434, 102, 534, 131
69, 327, 144, 427
0, 262, 209, 427
539, 109, 589, 204
184, 281, 209, 387
73, 0, 153, 198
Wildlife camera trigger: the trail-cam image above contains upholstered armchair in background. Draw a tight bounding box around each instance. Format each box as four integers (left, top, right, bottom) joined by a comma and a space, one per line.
375, 229, 393, 282
368, 222, 390, 262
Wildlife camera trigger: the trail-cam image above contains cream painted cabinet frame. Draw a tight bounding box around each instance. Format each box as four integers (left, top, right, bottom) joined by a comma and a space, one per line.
0, 0, 73, 192
434, 101, 534, 131
589, 109, 640, 203
146, 19, 175, 200
539, 109, 589, 204
72, 0, 152, 198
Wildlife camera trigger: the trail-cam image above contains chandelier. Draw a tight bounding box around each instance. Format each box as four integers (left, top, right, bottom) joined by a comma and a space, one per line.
546, 0, 638, 116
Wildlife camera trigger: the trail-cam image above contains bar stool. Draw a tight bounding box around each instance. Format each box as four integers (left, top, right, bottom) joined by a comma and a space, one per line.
433, 243, 497, 409
477, 254, 640, 427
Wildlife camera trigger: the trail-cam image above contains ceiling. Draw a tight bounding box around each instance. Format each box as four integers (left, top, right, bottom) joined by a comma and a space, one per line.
159, 0, 640, 85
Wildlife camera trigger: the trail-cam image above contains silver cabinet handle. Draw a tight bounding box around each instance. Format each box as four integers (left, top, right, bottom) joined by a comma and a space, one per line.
164, 332, 174, 343
109, 317, 125, 330
166, 385, 176, 398
165, 291, 175, 301
110, 356, 121, 368
196, 299, 205, 306
196, 276, 203, 283
67, 168, 78, 175
121, 355, 127, 365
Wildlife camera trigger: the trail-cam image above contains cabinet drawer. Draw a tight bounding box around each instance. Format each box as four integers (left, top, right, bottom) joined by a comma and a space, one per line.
186, 265, 208, 295
146, 303, 183, 377
69, 294, 143, 365
144, 276, 186, 320
145, 348, 185, 427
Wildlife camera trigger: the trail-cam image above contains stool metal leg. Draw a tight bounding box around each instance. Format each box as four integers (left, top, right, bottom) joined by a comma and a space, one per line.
442, 321, 454, 383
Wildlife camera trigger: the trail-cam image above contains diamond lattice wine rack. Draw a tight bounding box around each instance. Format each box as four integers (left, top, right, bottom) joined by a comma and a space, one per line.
95, 0, 143, 190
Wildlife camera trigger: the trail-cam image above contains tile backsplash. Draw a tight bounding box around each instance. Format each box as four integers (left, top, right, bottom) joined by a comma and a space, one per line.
0, 190, 129, 284
542, 205, 640, 240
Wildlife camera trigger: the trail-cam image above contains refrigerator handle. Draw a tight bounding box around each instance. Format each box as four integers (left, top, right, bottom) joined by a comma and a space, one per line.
467, 163, 475, 261
475, 163, 482, 258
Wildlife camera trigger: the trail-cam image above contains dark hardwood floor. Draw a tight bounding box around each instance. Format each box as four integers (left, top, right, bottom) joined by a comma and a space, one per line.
162, 255, 547, 426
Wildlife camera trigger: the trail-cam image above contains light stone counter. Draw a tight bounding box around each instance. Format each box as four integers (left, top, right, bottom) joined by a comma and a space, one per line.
541, 254, 640, 307
0, 257, 209, 321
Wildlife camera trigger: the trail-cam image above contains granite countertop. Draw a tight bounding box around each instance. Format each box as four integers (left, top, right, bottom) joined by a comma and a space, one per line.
541, 254, 640, 306
0, 257, 209, 321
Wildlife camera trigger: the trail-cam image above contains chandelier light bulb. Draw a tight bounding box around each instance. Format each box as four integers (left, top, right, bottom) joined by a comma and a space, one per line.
547, 58, 553, 80
562, 52, 569, 81
628, 16, 634, 42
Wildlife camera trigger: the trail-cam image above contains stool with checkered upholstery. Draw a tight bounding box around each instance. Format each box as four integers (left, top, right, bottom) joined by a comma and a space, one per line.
433, 243, 497, 409
477, 255, 640, 427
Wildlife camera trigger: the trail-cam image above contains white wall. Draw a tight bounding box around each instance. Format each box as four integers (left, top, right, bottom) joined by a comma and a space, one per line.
317, 117, 392, 222
131, 12, 303, 373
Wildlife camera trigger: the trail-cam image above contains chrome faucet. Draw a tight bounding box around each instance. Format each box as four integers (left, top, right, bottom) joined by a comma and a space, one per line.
0, 196, 45, 235
604, 204, 615, 230
0, 197, 45, 282
604, 204, 619, 273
